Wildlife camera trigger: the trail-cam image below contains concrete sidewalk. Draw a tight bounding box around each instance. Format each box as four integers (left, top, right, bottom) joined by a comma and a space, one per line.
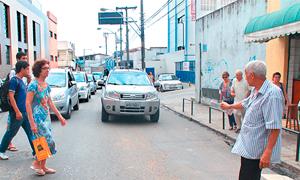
159, 84, 300, 180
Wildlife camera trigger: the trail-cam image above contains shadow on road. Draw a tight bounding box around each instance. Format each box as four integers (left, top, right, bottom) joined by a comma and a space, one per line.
104, 115, 158, 126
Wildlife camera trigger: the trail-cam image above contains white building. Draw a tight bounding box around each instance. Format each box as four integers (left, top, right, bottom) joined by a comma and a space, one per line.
57, 41, 76, 68
197, 0, 237, 17
0, 0, 49, 78
164, 0, 196, 83
77, 53, 108, 73
194, 0, 266, 103
123, 47, 167, 77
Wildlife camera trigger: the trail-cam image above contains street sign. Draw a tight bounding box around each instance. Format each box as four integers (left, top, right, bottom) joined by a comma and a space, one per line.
113, 51, 123, 58
105, 58, 115, 70
98, 12, 124, 25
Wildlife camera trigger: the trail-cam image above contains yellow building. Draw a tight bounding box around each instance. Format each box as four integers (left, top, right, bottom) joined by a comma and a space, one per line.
244, 0, 300, 104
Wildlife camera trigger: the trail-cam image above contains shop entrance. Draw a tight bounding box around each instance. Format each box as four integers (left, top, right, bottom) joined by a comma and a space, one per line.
288, 34, 300, 104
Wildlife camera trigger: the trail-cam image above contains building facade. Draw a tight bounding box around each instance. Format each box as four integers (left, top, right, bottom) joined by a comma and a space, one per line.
165, 0, 196, 83
195, 0, 267, 103
77, 53, 108, 73
47, 11, 58, 68
57, 41, 75, 69
245, 0, 300, 104
194, 0, 300, 105
197, 0, 238, 17
123, 47, 167, 77
0, 0, 49, 78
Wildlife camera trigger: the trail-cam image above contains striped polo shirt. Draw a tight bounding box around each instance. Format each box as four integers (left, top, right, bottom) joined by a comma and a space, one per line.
231, 80, 283, 163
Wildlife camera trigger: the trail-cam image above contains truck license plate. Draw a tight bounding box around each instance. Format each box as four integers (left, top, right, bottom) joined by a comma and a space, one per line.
125, 102, 140, 108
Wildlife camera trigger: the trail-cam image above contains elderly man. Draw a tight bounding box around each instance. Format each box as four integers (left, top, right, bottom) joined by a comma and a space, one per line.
231, 70, 251, 133
221, 61, 283, 180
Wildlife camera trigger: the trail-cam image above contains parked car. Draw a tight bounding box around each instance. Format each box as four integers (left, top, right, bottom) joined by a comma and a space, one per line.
73, 71, 91, 102
46, 68, 79, 119
87, 74, 97, 95
92, 72, 103, 89
155, 73, 183, 92
99, 69, 160, 123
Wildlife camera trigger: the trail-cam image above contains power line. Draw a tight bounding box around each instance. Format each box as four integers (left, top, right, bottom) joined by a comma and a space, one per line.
129, 0, 188, 44
145, 0, 185, 29
144, 0, 172, 24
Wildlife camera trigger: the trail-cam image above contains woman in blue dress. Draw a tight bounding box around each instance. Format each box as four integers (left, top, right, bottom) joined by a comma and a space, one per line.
26, 60, 66, 176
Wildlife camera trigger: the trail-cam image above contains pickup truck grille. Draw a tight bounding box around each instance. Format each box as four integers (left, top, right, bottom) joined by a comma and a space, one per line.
120, 106, 145, 113
120, 94, 145, 100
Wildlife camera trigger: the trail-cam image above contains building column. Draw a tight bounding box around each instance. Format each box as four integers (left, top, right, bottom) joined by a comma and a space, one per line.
265, 0, 289, 84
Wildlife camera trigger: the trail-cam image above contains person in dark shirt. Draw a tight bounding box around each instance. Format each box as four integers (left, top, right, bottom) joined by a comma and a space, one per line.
0, 61, 35, 160
7, 52, 31, 151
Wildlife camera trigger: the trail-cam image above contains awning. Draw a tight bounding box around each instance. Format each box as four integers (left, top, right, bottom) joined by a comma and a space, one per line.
244, 3, 300, 43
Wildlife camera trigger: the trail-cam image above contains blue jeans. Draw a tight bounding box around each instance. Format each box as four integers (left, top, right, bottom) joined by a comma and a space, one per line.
225, 99, 236, 128
0, 111, 35, 155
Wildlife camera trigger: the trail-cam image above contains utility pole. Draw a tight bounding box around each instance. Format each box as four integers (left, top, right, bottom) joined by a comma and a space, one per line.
103, 33, 108, 55
140, 0, 145, 70
116, 6, 137, 69
119, 24, 123, 63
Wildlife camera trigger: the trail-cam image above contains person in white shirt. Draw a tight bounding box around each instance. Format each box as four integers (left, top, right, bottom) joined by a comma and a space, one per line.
9, 52, 31, 85
231, 70, 251, 133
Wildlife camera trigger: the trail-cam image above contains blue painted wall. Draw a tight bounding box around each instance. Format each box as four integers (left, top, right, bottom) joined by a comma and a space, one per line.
176, 71, 195, 84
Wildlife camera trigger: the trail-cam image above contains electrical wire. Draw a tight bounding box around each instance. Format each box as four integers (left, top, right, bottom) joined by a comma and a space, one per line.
145, 0, 185, 29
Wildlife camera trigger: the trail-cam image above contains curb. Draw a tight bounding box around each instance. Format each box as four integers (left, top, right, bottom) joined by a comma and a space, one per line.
161, 103, 300, 179
161, 104, 236, 143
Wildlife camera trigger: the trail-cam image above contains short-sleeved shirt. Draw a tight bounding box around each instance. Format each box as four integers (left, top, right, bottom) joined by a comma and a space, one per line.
231, 80, 283, 163
231, 78, 251, 103
9, 76, 27, 112
9, 69, 29, 85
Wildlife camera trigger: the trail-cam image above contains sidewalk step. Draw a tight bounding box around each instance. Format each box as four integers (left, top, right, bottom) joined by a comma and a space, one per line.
262, 174, 293, 180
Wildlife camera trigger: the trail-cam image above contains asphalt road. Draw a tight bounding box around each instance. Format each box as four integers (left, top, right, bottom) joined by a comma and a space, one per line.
0, 91, 246, 180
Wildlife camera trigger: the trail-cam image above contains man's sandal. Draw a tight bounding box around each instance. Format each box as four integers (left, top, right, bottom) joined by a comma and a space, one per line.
7, 146, 18, 152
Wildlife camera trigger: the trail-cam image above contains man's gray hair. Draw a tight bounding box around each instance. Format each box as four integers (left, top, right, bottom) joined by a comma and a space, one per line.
245, 60, 267, 77
235, 69, 243, 75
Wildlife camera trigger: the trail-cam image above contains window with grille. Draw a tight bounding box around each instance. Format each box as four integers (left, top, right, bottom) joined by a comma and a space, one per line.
23, 15, 27, 43
6, 45, 10, 65
17, 12, 22, 42
2, 3, 10, 38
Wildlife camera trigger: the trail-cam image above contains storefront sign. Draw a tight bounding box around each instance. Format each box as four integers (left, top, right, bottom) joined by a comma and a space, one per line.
183, 61, 190, 71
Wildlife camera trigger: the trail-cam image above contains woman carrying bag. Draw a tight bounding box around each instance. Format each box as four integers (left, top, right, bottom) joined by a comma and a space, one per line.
26, 60, 66, 176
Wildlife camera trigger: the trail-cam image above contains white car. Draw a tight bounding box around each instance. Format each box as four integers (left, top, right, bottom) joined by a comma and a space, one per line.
47, 69, 79, 119
87, 74, 97, 95
73, 72, 91, 102
92, 72, 103, 89
155, 74, 183, 92
99, 69, 160, 123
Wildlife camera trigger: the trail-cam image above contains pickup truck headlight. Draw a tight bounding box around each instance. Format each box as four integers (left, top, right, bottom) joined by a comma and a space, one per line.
146, 92, 158, 100
105, 91, 120, 99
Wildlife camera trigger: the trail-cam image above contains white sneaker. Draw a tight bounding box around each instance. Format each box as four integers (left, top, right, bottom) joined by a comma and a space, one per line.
0, 152, 9, 160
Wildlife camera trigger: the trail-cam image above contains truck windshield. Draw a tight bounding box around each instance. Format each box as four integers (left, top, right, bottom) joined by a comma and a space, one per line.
107, 72, 151, 86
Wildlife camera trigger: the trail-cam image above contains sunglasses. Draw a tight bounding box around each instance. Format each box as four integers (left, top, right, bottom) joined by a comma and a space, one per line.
41, 67, 50, 70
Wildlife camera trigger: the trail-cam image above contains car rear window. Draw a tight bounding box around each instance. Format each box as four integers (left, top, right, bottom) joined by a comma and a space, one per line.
47, 73, 66, 87
74, 73, 85, 82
